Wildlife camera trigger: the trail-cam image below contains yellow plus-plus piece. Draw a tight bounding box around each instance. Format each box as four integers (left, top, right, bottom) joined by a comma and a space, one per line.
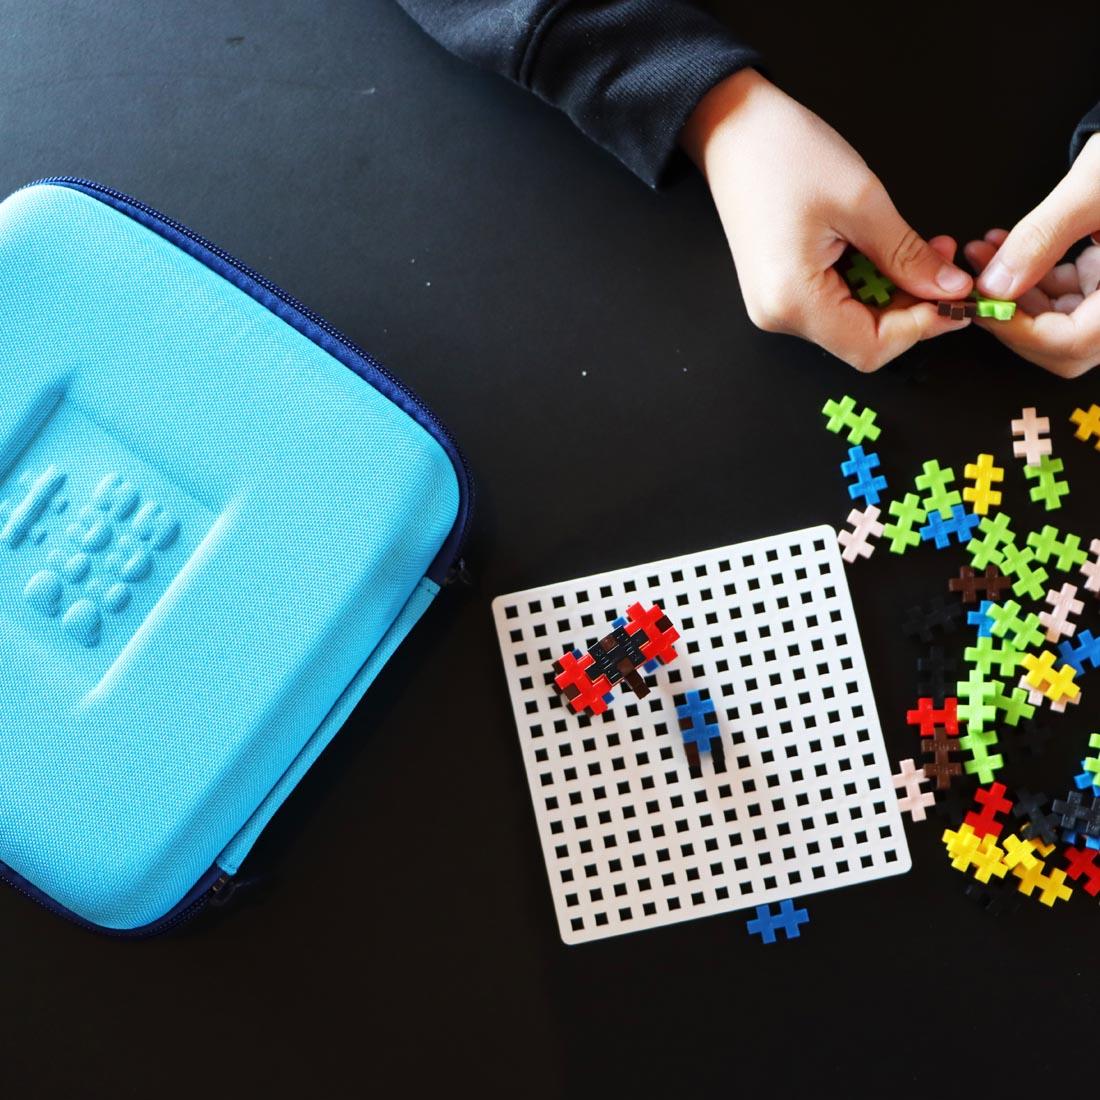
1001, 833, 1040, 871
1070, 404, 1100, 450
1030, 837, 1056, 859
943, 823, 981, 870
971, 835, 1009, 883
963, 453, 1005, 516
1022, 650, 1081, 702
1012, 861, 1073, 906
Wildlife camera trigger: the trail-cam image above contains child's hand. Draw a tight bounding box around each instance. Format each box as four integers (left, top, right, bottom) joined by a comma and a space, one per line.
963, 134, 1100, 378
681, 69, 972, 373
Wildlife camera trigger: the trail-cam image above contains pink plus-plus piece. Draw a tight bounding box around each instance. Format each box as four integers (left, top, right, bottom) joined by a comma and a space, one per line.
1011, 406, 1052, 467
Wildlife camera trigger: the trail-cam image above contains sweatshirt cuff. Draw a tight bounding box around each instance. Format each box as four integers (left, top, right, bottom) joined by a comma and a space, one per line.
1071, 102, 1100, 163
519, 1, 762, 187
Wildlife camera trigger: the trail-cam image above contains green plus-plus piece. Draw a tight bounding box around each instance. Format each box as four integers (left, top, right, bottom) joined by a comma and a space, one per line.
846, 252, 894, 306
960, 728, 1004, 784
999, 543, 1049, 601
914, 459, 961, 520
992, 685, 1035, 727
1026, 525, 1088, 571
882, 493, 927, 554
1083, 733, 1100, 782
970, 291, 1016, 320
1024, 455, 1069, 511
956, 670, 998, 734
964, 636, 1021, 679
968, 513, 1015, 569
821, 395, 881, 444
987, 599, 1045, 651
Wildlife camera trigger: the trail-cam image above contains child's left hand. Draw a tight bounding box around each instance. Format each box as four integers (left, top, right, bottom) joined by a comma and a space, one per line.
964, 133, 1100, 378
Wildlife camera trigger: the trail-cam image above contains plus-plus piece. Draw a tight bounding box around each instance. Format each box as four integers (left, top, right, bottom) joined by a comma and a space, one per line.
956, 668, 998, 734
921, 726, 964, 790
822, 395, 881, 444
968, 513, 1016, 570
1063, 846, 1100, 895
906, 696, 958, 736
964, 877, 1020, 917
841, 446, 887, 505
745, 899, 809, 944
1011, 407, 1052, 467
1013, 790, 1060, 846
845, 252, 893, 305
971, 292, 1017, 320
1024, 455, 1069, 512
1081, 539, 1100, 594
903, 596, 963, 642
1070, 404, 1100, 450
1012, 860, 1073, 907
999, 543, 1049, 601
552, 602, 679, 715
968, 601, 995, 638
964, 636, 1020, 680
964, 782, 1013, 839
1059, 629, 1100, 674
883, 493, 928, 554
920, 504, 978, 549
1021, 650, 1080, 704
987, 600, 1044, 651
892, 759, 935, 822
1013, 719, 1052, 760
1039, 583, 1084, 643
963, 453, 1004, 516
918, 647, 958, 703
1026, 526, 1088, 571
676, 690, 724, 775
960, 728, 1004, 784
949, 565, 1010, 604
915, 459, 962, 519
838, 505, 884, 563
1052, 791, 1100, 840
937, 300, 978, 320
991, 684, 1035, 727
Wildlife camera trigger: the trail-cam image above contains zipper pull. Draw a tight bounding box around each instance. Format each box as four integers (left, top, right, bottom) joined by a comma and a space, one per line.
445, 557, 473, 587
208, 872, 237, 908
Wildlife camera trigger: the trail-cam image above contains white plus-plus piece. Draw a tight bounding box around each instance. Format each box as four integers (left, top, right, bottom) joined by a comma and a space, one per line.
492, 525, 910, 944
1082, 539, 1100, 595
1040, 583, 1084, 642
837, 505, 884, 564
1011, 407, 1052, 466
891, 759, 935, 822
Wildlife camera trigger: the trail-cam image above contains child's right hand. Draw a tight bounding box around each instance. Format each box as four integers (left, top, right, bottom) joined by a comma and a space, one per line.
681, 69, 973, 372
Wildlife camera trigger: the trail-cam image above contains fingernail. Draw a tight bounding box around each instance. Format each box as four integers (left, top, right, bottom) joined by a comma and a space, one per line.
936, 265, 970, 294
980, 260, 1013, 298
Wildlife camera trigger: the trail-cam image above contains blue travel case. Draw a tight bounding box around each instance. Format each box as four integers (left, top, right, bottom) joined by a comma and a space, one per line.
0, 179, 471, 933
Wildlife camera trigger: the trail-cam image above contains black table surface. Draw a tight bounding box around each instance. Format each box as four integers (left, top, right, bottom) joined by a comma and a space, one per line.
3, 3, 1100, 1096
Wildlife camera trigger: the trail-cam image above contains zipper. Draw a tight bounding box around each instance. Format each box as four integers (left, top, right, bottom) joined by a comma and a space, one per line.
0, 859, 230, 938
20, 175, 474, 585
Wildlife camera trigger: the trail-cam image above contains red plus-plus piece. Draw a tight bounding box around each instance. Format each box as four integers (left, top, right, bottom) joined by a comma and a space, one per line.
1063, 846, 1100, 896
964, 782, 1014, 839
553, 650, 613, 715
905, 697, 959, 736
624, 601, 679, 665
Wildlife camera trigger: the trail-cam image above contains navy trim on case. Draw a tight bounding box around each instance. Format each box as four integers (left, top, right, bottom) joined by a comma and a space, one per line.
23, 177, 473, 586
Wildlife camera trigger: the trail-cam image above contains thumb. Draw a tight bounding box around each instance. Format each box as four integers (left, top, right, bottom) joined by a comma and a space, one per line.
979, 146, 1100, 299
841, 187, 972, 300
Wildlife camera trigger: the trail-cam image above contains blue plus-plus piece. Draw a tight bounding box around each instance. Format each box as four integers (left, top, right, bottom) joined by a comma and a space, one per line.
919, 504, 979, 549
1063, 830, 1100, 851
1060, 629, 1100, 675
676, 690, 720, 750
1074, 763, 1100, 798
968, 600, 994, 638
746, 899, 810, 944
840, 446, 887, 506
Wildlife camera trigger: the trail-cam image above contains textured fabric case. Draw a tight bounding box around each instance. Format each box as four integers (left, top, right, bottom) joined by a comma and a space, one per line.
0, 181, 468, 932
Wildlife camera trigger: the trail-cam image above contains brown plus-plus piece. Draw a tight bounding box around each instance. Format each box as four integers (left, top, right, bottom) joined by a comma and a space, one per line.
948, 564, 1012, 604
921, 726, 963, 789
937, 300, 978, 320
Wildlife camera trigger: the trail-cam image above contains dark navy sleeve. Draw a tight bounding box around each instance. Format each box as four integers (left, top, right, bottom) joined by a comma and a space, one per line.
391, 0, 762, 186
1071, 101, 1100, 163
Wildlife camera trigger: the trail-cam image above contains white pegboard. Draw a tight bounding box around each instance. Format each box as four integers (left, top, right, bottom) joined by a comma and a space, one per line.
492, 525, 910, 944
